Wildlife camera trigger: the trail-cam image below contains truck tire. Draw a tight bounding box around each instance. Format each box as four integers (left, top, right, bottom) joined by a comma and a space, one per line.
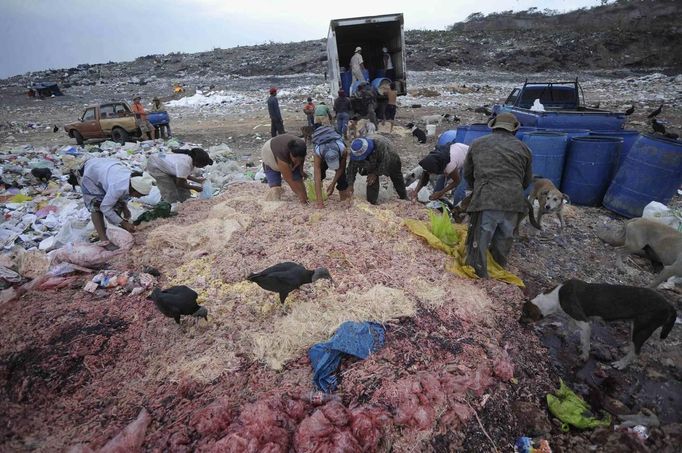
72, 130, 84, 146
111, 127, 129, 145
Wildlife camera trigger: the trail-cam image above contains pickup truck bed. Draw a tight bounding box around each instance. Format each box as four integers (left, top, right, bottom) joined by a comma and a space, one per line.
493, 80, 626, 131
493, 105, 626, 130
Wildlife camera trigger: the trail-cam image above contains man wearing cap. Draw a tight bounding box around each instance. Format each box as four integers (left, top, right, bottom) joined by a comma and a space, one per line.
268, 87, 285, 137
463, 112, 532, 278
80, 157, 154, 242
346, 135, 407, 205
311, 125, 350, 208
382, 47, 395, 81
150, 97, 170, 139
131, 96, 154, 140
350, 46, 366, 83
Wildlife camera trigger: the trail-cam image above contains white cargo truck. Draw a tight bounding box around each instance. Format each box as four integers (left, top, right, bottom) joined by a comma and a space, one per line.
326, 13, 406, 98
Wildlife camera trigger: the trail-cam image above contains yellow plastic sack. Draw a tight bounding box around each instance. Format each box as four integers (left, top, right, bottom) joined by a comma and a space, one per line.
547, 379, 611, 431
305, 179, 328, 202
428, 210, 459, 247
404, 218, 524, 287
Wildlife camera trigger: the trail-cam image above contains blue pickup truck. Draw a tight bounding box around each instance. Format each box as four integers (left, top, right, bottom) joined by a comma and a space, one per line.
492, 80, 625, 130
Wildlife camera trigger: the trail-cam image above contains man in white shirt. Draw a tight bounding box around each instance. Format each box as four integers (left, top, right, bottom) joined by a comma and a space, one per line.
146, 148, 213, 203
350, 47, 366, 83
80, 158, 154, 241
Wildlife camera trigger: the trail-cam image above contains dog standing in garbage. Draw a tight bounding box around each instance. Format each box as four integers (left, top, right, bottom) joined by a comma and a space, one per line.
521, 279, 677, 369
516, 178, 569, 234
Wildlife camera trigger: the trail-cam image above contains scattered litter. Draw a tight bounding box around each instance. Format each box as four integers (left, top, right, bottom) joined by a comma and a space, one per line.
515, 436, 552, 453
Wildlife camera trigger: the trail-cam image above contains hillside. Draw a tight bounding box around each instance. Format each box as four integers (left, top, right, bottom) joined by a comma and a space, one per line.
1, 0, 679, 88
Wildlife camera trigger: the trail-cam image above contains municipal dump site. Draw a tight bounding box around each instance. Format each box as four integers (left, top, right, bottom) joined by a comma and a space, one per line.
2, 5, 682, 453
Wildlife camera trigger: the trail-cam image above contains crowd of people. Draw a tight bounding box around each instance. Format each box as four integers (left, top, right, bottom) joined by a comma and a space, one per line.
263, 87, 533, 279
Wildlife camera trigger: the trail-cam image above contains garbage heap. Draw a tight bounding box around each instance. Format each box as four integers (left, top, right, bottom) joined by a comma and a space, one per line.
0, 182, 551, 452
0, 139, 262, 302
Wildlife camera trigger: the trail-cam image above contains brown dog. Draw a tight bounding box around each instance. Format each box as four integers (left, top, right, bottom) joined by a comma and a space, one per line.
301, 125, 314, 145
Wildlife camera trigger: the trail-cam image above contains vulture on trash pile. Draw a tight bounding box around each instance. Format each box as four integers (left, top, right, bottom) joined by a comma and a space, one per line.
647, 103, 663, 118
624, 105, 635, 116
149, 285, 208, 324
651, 118, 666, 135
31, 167, 52, 183
247, 262, 332, 304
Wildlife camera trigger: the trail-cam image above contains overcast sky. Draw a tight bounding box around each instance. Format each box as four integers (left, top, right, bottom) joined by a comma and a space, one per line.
0, 0, 607, 78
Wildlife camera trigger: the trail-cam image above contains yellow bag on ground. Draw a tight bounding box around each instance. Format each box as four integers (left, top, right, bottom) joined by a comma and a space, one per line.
404, 219, 524, 287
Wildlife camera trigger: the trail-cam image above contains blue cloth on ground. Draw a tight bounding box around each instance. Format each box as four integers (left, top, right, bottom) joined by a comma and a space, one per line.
309, 321, 385, 393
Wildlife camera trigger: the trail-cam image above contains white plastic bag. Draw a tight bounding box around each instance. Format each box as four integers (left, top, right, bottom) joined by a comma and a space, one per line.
642, 201, 682, 232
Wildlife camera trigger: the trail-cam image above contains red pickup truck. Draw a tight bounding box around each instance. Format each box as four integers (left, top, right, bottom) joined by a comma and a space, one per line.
64, 102, 140, 145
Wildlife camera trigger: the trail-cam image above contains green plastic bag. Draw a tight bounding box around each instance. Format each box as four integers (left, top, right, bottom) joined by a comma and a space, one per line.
428, 209, 459, 247
305, 179, 328, 202
546, 379, 611, 431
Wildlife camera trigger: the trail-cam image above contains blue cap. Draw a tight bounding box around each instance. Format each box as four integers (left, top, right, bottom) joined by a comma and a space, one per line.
350, 138, 374, 161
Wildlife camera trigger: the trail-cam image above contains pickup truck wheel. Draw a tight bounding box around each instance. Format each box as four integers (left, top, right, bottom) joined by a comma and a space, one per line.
111, 127, 129, 145
72, 130, 84, 146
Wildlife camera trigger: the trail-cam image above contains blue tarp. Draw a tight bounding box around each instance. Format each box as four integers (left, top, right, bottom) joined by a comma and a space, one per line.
309, 321, 385, 393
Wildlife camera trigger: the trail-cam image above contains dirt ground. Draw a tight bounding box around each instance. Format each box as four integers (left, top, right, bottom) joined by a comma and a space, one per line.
1, 69, 681, 452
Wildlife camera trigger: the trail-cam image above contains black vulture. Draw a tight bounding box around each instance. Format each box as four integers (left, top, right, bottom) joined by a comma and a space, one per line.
30, 167, 52, 183
647, 103, 663, 119
247, 262, 332, 304
149, 285, 208, 324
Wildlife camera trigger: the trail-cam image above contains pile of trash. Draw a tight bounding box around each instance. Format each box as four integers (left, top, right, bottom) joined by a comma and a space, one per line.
0, 139, 262, 303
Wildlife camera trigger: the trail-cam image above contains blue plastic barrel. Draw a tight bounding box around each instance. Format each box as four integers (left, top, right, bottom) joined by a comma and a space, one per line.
561, 136, 621, 206
522, 132, 569, 188
515, 126, 537, 141
341, 71, 352, 95
543, 128, 590, 141
437, 130, 458, 146
454, 126, 468, 143
463, 123, 491, 145
371, 77, 391, 93
603, 134, 682, 218
589, 130, 640, 168
148, 111, 169, 125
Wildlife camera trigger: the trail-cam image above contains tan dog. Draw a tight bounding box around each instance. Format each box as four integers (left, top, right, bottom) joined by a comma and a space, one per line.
346, 118, 359, 140
600, 218, 682, 288
522, 178, 569, 231
301, 125, 314, 145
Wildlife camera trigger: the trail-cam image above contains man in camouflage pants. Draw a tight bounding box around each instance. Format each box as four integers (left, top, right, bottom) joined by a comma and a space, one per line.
463, 112, 532, 278
346, 134, 407, 205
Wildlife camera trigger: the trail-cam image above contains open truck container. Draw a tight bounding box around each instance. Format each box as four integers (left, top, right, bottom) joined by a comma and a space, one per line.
327, 13, 406, 98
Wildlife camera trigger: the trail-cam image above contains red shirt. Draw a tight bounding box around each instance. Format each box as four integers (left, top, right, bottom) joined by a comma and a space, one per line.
132, 102, 147, 120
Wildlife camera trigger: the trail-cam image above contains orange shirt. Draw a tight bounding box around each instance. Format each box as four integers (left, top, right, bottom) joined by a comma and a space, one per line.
131, 102, 147, 120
